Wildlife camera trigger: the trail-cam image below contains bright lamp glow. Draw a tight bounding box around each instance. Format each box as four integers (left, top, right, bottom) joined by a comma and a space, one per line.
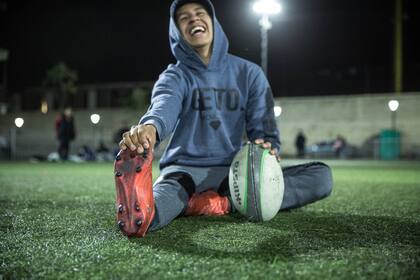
388, 100, 399, 112
274, 106, 282, 117
259, 16, 272, 29
15, 117, 24, 128
41, 101, 48, 114
90, 114, 101, 124
253, 0, 282, 15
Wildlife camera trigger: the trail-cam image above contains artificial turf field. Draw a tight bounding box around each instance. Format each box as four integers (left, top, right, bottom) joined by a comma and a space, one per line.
0, 160, 419, 279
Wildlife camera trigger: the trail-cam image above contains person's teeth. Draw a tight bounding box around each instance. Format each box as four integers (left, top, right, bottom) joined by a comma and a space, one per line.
190, 26, 205, 35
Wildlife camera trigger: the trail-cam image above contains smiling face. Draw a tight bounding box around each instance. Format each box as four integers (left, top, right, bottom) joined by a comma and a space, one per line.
176, 3, 213, 53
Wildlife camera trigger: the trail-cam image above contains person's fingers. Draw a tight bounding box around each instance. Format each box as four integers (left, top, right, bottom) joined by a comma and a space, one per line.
133, 127, 148, 151
262, 142, 272, 149
134, 128, 145, 154
147, 136, 156, 151
138, 136, 148, 152
146, 130, 155, 147
122, 131, 136, 151
119, 124, 157, 154
145, 125, 157, 152
254, 139, 264, 145
130, 127, 140, 147
269, 148, 277, 155
132, 125, 150, 153
119, 139, 127, 150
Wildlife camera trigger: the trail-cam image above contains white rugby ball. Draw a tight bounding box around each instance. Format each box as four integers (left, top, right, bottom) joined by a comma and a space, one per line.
229, 143, 284, 222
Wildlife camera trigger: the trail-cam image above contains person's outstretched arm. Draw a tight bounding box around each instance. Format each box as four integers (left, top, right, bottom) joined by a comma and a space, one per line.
120, 67, 185, 153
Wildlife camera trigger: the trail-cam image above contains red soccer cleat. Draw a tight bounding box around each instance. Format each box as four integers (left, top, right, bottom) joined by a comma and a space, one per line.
114, 148, 155, 237
184, 190, 230, 216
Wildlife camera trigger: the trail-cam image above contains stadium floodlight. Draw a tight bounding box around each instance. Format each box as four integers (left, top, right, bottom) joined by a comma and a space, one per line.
274, 106, 282, 117
253, 0, 282, 15
14, 117, 24, 128
387, 100, 399, 131
252, 0, 282, 76
90, 114, 101, 125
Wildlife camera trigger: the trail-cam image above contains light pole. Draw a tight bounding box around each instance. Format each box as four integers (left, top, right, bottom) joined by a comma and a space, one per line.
394, 0, 403, 93
11, 117, 24, 160
0, 48, 8, 101
382, 100, 400, 160
90, 113, 101, 147
388, 100, 399, 131
252, 0, 282, 75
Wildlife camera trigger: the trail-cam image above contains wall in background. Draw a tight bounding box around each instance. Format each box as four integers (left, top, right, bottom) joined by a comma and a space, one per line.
0, 93, 419, 160
276, 93, 420, 157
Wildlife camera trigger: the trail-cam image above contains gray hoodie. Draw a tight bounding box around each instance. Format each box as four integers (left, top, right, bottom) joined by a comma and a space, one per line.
140, 0, 280, 168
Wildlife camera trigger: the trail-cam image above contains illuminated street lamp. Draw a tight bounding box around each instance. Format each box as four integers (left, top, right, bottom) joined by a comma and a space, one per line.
274, 105, 282, 117
388, 100, 399, 131
90, 113, 100, 125
252, 0, 282, 75
41, 100, 48, 114
11, 117, 24, 160
14, 117, 24, 128
90, 113, 101, 147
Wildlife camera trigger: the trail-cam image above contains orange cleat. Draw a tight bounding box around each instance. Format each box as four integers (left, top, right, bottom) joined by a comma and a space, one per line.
114, 148, 155, 237
184, 190, 230, 216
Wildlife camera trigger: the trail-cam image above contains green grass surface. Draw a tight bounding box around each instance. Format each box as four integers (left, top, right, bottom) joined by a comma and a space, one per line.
1, 160, 419, 279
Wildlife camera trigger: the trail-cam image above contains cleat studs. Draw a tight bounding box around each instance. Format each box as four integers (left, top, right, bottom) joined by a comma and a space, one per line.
116, 155, 121, 161
135, 166, 142, 173
118, 204, 123, 213
115, 171, 122, 177
118, 220, 125, 228
136, 219, 142, 227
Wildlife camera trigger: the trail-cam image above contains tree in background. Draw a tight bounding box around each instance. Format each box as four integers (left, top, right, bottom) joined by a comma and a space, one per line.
125, 87, 151, 111
44, 62, 78, 109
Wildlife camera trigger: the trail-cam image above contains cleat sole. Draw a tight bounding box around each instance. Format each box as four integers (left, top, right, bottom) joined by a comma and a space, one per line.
114, 148, 155, 237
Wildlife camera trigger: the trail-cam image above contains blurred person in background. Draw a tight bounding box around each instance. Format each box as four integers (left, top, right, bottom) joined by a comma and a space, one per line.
55, 107, 76, 160
333, 135, 347, 158
295, 130, 306, 158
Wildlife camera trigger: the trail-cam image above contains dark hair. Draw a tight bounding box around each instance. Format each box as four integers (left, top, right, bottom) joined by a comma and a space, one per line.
174, 0, 213, 19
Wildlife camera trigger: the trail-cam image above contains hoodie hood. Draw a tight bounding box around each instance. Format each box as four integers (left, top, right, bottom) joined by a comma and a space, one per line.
169, 0, 229, 71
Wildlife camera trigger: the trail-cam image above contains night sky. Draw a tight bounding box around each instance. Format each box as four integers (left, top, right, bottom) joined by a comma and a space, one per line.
1, 0, 419, 97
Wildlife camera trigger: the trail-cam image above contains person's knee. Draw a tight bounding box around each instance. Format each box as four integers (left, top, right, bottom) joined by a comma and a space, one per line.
314, 163, 333, 198
162, 172, 196, 198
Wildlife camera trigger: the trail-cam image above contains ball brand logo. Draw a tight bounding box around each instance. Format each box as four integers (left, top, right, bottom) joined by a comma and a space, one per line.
232, 160, 241, 206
